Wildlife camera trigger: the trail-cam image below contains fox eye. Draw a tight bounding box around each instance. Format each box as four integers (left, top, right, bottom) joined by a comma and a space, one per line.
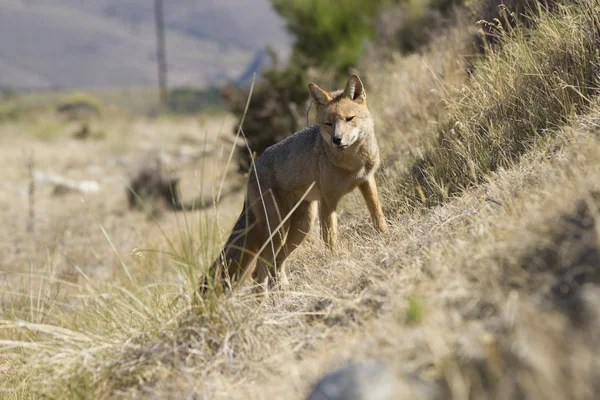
346, 116, 355, 122
324, 122, 333, 126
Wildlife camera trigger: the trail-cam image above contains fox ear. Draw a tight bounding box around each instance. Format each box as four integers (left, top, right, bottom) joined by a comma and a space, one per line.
343, 74, 366, 101
308, 83, 332, 105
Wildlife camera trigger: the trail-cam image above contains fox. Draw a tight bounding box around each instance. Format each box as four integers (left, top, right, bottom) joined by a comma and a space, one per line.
202, 74, 388, 293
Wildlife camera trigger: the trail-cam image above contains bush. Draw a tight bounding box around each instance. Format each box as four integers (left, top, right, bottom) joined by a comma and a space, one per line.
271, 0, 385, 77
222, 62, 309, 172
57, 93, 103, 121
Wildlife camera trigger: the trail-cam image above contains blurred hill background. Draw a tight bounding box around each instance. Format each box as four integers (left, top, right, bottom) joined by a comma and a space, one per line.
0, 0, 289, 90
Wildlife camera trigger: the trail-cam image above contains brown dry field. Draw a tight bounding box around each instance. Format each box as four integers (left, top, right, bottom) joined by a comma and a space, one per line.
0, 112, 244, 300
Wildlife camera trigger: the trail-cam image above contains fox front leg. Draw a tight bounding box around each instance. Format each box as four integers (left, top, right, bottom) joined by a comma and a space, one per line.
358, 175, 388, 234
319, 202, 338, 249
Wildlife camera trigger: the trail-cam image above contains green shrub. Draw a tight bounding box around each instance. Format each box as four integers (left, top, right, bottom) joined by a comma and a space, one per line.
57, 93, 103, 121
223, 62, 309, 172
272, 0, 386, 77
404, 296, 424, 324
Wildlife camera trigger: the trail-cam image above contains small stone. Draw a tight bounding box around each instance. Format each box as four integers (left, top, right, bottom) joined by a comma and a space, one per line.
307, 361, 397, 400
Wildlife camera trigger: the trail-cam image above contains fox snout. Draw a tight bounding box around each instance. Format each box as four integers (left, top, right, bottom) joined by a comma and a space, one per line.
331, 126, 353, 148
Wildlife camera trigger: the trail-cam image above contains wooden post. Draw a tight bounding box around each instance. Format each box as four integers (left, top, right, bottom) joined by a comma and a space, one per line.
154, 0, 168, 109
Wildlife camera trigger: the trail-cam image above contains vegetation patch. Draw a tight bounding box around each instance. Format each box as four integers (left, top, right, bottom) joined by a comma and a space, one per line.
57, 92, 103, 121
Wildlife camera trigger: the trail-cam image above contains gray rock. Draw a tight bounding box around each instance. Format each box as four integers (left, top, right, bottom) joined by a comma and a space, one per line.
307, 361, 442, 400
307, 361, 397, 400
35, 171, 100, 195
116, 156, 131, 167
176, 144, 213, 162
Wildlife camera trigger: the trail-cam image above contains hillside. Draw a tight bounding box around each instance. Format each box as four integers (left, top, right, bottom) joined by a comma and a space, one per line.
1, 1, 600, 399
0, 0, 288, 90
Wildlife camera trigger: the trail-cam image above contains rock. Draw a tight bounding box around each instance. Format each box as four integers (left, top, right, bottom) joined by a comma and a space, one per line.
35, 171, 100, 195
85, 165, 103, 175
177, 144, 202, 161
176, 144, 214, 162
75, 180, 100, 193
307, 361, 396, 400
306, 361, 442, 400
127, 164, 181, 212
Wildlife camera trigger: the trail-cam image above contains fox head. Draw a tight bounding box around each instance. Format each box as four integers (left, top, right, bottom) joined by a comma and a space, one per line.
308, 74, 373, 150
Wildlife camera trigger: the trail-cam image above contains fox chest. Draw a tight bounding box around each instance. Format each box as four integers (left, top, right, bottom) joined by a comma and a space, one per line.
317, 166, 372, 200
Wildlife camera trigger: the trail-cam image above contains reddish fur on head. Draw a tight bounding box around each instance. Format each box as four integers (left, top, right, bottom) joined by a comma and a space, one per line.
308, 75, 371, 149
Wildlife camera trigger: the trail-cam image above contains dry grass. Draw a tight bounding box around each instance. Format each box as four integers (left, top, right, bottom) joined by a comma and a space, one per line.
390, 2, 600, 210
364, 9, 475, 161
2, 2, 600, 399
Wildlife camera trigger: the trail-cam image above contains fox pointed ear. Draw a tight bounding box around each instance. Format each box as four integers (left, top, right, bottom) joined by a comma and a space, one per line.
343, 74, 366, 101
308, 83, 332, 105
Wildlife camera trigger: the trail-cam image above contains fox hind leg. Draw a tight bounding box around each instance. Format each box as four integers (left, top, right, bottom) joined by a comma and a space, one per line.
274, 201, 317, 287
250, 191, 289, 289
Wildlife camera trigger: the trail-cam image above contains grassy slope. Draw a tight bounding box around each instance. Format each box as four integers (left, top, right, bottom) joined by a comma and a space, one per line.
394, 4, 600, 209
1, 2, 600, 399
